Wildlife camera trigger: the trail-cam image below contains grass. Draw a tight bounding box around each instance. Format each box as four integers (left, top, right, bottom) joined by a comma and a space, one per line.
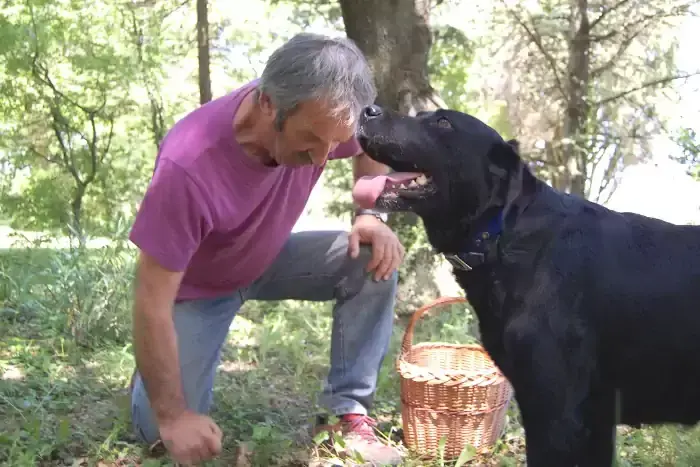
3, 243, 700, 466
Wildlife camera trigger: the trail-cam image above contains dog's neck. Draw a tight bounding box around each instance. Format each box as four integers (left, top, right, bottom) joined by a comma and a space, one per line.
422, 163, 541, 271
442, 206, 506, 271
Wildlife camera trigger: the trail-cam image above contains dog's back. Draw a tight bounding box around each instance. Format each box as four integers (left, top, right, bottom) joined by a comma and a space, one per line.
511, 183, 700, 426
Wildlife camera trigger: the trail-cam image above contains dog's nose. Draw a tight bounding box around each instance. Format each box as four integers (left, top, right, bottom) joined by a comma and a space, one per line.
363, 105, 383, 118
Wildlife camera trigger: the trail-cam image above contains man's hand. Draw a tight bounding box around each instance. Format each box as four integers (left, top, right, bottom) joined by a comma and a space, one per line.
159, 410, 223, 465
348, 215, 405, 281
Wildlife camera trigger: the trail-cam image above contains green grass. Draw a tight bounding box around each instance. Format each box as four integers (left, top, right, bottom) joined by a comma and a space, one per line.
3, 244, 700, 466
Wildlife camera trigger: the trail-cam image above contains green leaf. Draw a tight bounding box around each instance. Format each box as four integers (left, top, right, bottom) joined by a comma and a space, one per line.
454, 444, 477, 467
57, 417, 71, 442
332, 431, 346, 449
312, 429, 330, 445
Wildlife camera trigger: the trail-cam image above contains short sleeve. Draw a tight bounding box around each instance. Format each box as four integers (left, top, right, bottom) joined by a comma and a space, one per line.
329, 136, 362, 160
129, 159, 214, 272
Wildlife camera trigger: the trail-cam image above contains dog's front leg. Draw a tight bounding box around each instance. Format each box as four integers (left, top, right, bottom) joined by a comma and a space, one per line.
503, 311, 604, 467
577, 388, 617, 467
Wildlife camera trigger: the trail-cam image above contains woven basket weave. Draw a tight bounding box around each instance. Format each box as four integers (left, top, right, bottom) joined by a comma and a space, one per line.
397, 296, 513, 460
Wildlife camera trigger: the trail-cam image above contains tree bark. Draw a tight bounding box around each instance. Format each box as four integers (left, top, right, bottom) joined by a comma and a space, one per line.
339, 0, 445, 235
71, 183, 86, 248
339, 0, 446, 313
560, 0, 591, 197
339, 0, 445, 114
196, 0, 212, 104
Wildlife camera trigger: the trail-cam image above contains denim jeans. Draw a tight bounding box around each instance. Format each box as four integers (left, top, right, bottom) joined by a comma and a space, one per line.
130, 230, 398, 443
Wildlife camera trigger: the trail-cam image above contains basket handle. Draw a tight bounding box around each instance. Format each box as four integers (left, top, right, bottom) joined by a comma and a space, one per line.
400, 296, 469, 358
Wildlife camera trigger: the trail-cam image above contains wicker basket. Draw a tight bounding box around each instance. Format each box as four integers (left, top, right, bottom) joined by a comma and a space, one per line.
397, 296, 514, 460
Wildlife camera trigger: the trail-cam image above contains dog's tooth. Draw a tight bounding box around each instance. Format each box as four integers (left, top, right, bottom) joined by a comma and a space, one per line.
409, 180, 419, 187
416, 174, 428, 185
399, 183, 407, 189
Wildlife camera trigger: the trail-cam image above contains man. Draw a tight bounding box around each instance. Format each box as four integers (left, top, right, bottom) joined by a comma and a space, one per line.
128, 32, 405, 466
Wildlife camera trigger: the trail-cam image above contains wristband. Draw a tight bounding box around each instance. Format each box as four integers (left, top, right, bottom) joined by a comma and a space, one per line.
354, 208, 388, 223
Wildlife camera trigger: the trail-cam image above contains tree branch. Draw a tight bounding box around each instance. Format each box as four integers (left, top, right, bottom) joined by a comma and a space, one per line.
27, 146, 60, 166
590, 0, 634, 30
50, 115, 83, 185
590, 30, 618, 42
591, 29, 645, 78
86, 113, 98, 184
591, 10, 684, 78
593, 72, 700, 107
100, 115, 115, 167
501, 0, 568, 101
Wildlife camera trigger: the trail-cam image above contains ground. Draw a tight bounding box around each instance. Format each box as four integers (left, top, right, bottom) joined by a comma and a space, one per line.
2, 243, 700, 466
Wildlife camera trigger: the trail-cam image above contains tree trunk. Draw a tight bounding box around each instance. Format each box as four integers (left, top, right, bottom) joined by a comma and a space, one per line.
196, 0, 212, 104
71, 183, 86, 248
339, 0, 445, 114
339, 0, 446, 230
560, 0, 590, 197
339, 0, 445, 314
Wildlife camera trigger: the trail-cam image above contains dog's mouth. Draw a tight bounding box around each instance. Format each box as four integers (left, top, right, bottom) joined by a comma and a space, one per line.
352, 172, 435, 210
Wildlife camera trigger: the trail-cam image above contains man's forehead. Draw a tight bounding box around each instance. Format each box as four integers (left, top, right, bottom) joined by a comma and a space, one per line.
297, 101, 356, 140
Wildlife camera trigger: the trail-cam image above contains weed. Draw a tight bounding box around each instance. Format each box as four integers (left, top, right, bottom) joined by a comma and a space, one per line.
2, 245, 700, 465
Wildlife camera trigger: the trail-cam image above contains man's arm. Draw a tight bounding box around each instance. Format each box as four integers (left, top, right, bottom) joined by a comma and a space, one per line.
133, 251, 188, 423
128, 159, 214, 425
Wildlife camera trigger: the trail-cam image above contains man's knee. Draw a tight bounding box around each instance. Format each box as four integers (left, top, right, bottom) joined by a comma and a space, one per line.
351, 243, 374, 267
337, 242, 399, 298
353, 242, 400, 280
130, 375, 160, 444
129, 366, 217, 445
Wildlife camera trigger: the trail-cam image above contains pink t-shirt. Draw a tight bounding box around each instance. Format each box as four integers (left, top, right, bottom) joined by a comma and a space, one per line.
128, 80, 361, 301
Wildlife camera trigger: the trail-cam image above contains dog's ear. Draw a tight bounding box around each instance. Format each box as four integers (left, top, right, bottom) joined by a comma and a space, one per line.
485, 140, 524, 212
488, 140, 521, 173
506, 139, 520, 155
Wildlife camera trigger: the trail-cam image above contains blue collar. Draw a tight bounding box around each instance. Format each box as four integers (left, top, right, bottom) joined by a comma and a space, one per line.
444, 208, 504, 271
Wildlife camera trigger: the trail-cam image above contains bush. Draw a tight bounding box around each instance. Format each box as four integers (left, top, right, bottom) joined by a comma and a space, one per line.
0, 234, 136, 349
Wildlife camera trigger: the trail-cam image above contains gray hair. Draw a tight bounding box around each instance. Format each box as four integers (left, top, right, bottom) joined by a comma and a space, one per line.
258, 32, 377, 131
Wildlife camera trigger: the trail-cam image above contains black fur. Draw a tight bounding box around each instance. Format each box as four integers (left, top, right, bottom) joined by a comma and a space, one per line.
356, 106, 700, 466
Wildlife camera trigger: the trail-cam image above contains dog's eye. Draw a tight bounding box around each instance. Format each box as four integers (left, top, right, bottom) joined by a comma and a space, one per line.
436, 117, 452, 130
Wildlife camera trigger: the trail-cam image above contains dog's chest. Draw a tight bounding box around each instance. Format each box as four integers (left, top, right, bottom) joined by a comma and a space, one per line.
455, 267, 506, 313
454, 268, 510, 363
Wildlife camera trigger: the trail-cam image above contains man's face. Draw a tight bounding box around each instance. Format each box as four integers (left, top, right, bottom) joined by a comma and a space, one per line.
259, 93, 357, 167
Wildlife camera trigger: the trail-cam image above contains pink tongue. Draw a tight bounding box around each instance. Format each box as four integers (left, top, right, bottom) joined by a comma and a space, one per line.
352, 172, 423, 209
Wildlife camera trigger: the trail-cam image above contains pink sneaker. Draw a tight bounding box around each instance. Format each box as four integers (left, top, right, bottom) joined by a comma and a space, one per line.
332, 414, 403, 466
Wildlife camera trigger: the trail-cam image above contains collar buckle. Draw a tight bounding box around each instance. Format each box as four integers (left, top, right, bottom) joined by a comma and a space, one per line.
444, 254, 471, 271
444, 209, 503, 272
444, 252, 486, 271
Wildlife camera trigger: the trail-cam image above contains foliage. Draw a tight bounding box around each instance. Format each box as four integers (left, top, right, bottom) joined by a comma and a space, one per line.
0, 0, 699, 464
428, 25, 476, 113
671, 127, 700, 179
0, 234, 135, 349
470, 0, 697, 200
0, 0, 147, 240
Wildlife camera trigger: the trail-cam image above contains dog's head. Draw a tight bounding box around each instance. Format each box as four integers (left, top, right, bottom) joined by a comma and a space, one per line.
353, 105, 526, 227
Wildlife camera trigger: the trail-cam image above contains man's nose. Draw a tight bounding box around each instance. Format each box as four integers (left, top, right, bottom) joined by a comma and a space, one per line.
363, 104, 383, 119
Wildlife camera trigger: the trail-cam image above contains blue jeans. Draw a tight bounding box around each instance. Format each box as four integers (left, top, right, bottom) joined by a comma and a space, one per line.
130, 230, 398, 443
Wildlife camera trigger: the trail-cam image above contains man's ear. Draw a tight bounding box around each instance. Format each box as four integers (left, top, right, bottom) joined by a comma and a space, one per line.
257, 91, 275, 118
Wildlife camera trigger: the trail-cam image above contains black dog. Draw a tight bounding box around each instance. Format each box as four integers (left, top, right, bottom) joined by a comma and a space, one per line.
352, 105, 700, 466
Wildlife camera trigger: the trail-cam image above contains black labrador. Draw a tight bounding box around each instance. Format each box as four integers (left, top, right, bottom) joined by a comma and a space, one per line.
352, 105, 700, 467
